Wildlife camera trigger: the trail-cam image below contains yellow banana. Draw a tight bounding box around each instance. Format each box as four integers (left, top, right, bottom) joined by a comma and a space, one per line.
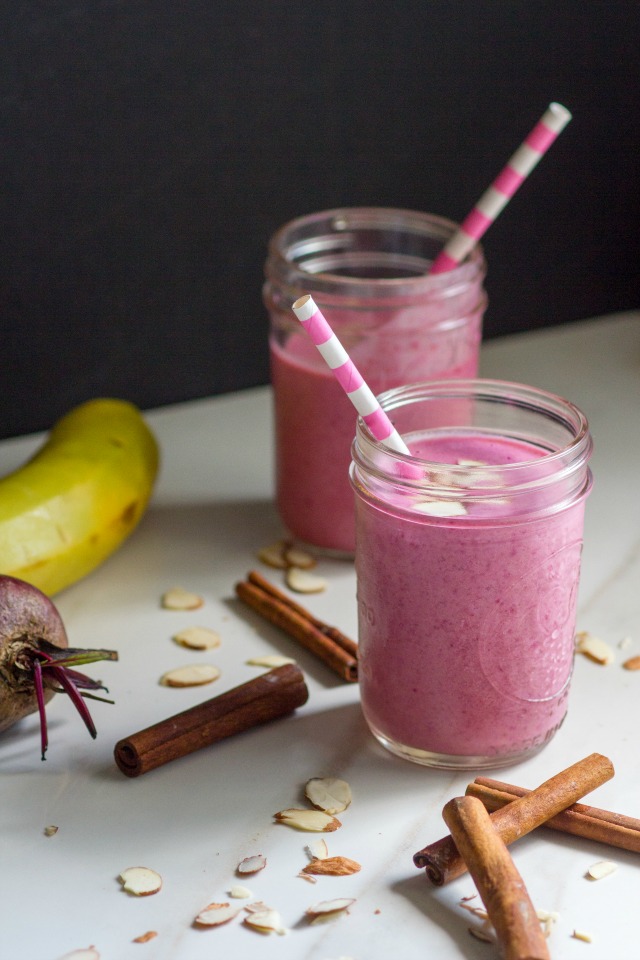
0, 398, 159, 595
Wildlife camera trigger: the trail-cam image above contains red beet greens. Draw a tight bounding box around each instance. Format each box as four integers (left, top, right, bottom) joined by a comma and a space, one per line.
0, 575, 118, 759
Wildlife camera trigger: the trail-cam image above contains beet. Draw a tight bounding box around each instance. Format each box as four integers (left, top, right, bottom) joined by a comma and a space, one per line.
0, 575, 117, 758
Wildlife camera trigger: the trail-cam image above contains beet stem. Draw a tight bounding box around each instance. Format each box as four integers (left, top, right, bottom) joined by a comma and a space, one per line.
40, 647, 118, 669
32, 658, 49, 761
48, 665, 98, 740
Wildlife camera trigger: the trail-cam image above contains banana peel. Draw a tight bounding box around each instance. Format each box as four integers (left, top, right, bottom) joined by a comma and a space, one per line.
0, 398, 159, 595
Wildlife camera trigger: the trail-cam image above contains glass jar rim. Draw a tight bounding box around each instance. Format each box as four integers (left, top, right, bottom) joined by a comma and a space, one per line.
265, 206, 486, 304
351, 378, 593, 517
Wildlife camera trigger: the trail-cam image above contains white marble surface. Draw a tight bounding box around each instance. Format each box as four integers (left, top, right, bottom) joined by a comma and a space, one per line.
1, 310, 639, 960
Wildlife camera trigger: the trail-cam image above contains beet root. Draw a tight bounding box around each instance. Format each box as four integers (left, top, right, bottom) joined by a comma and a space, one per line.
0, 575, 118, 758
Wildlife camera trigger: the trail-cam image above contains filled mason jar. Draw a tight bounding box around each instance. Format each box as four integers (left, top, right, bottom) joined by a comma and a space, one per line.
350, 379, 593, 770
264, 208, 487, 555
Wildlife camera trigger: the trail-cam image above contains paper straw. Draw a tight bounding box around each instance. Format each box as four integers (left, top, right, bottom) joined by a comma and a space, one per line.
429, 102, 572, 274
291, 294, 410, 454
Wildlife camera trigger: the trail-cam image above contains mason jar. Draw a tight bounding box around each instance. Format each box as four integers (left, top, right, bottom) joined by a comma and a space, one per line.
350, 379, 593, 769
263, 207, 488, 555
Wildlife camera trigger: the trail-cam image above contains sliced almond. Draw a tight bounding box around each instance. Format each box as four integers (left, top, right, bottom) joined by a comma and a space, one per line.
257, 542, 289, 569
285, 567, 328, 594
119, 867, 162, 896
622, 655, 640, 671
305, 897, 355, 923
237, 854, 267, 876
244, 900, 271, 913
468, 926, 495, 944
284, 546, 317, 569
306, 838, 329, 861
413, 499, 467, 517
161, 587, 204, 610
305, 776, 352, 814
44, 824, 59, 837
132, 931, 157, 943
572, 930, 593, 943
302, 856, 361, 876
229, 885, 252, 899
586, 859, 617, 880
536, 908, 560, 924
160, 664, 221, 687
274, 808, 341, 832
243, 908, 286, 935
246, 654, 297, 668
173, 626, 221, 650
575, 631, 615, 665
194, 902, 242, 927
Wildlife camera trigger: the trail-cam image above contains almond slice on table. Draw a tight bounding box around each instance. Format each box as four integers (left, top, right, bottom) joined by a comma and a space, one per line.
285, 567, 328, 594
572, 930, 593, 943
237, 854, 267, 876
274, 808, 341, 832
194, 902, 243, 927
246, 654, 297, 668
243, 908, 287, 935
229, 885, 252, 899
468, 926, 496, 944
536, 909, 559, 938
161, 587, 204, 610
44, 824, 59, 837
306, 838, 329, 860
302, 856, 361, 877
257, 542, 290, 569
305, 777, 352, 814
172, 626, 221, 650
622, 655, 640, 671
305, 897, 355, 923
586, 859, 617, 880
119, 867, 163, 896
244, 900, 271, 913
575, 631, 615, 665
160, 664, 221, 687
283, 546, 317, 569
132, 931, 158, 943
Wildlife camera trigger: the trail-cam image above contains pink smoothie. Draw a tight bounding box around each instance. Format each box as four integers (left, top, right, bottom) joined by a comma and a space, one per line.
354, 433, 587, 765
271, 324, 480, 553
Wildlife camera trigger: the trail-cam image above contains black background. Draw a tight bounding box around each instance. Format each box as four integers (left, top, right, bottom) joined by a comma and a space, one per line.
1, 1, 638, 438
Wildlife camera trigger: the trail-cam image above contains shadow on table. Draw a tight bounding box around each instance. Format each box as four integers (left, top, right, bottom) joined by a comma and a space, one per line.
392, 873, 494, 959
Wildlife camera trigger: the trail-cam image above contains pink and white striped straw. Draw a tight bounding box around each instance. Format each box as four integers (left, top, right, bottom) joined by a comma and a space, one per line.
291, 294, 410, 454
429, 102, 572, 274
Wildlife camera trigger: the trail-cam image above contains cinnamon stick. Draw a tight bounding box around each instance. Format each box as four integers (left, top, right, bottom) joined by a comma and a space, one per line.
235, 570, 358, 683
467, 776, 640, 853
443, 796, 550, 960
413, 753, 614, 885
114, 663, 308, 777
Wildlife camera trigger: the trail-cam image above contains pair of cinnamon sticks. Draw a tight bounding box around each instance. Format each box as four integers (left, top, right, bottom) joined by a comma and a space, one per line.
415, 753, 637, 960
235, 570, 358, 682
